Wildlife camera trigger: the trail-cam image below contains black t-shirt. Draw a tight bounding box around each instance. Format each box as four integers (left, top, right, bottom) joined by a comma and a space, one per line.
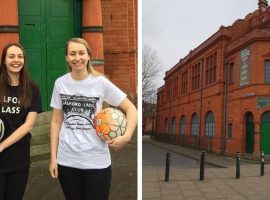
0, 85, 42, 173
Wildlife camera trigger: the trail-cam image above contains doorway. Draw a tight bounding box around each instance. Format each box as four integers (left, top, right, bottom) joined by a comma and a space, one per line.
245, 112, 254, 154
260, 111, 270, 154
19, 0, 81, 110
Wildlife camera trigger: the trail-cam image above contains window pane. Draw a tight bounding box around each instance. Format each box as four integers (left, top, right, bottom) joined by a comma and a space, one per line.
171, 117, 176, 134
191, 114, 198, 136
205, 112, 214, 137
180, 117, 186, 135
164, 118, 169, 134
228, 123, 232, 139
265, 61, 270, 83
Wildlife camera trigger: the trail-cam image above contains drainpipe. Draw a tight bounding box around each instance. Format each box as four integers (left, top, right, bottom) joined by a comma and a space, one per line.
198, 58, 204, 149
222, 59, 229, 154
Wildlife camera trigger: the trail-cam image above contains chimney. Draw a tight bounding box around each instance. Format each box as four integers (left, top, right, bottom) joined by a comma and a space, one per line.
258, 0, 268, 12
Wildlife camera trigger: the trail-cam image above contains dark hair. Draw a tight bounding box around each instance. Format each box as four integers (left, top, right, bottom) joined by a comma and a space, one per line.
0, 43, 34, 108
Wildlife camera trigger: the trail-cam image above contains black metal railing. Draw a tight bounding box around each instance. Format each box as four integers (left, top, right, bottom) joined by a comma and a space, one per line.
153, 132, 215, 152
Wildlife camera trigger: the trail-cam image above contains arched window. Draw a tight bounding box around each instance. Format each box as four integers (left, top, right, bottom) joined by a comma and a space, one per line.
205, 111, 214, 137
191, 113, 198, 136
171, 117, 176, 134
180, 116, 186, 135
261, 111, 270, 122
246, 112, 254, 122
164, 118, 169, 134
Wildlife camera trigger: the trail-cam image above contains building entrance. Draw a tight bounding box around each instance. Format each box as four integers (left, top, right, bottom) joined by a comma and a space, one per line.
260, 111, 270, 154
19, 0, 81, 110
245, 112, 254, 154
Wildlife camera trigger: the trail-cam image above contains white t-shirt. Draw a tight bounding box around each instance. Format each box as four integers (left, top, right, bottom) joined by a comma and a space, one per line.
50, 73, 126, 169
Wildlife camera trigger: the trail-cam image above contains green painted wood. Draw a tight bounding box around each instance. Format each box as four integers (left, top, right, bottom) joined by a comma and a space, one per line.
260, 122, 270, 154
260, 112, 270, 154
74, 0, 82, 37
46, 0, 75, 109
19, 0, 80, 110
19, 0, 47, 110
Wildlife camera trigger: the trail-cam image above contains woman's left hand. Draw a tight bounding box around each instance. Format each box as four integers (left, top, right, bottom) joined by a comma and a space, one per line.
106, 135, 131, 150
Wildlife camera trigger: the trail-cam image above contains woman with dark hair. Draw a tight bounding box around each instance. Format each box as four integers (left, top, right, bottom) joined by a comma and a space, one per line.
49, 38, 137, 200
0, 43, 42, 199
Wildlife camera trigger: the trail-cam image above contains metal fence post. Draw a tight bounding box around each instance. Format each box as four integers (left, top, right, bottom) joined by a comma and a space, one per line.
261, 151, 264, 176
236, 152, 240, 179
165, 153, 170, 182
200, 151, 205, 181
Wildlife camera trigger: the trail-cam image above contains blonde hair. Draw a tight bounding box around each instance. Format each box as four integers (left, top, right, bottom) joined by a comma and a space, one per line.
65, 38, 101, 76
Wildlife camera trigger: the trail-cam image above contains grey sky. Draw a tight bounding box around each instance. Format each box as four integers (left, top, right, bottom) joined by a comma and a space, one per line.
143, 0, 259, 88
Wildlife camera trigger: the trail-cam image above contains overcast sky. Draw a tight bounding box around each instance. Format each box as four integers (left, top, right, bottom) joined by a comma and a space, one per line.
143, 0, 259, 88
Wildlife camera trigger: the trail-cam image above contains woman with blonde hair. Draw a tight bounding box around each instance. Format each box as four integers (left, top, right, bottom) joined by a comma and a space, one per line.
49, 38, 137, 200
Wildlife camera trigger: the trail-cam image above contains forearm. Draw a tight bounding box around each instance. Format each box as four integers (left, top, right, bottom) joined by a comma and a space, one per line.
106, 101, 137, 150
50, 121, 61, 160
123, 103, 137, 142
0, 123, 34, 151
50, 109, 63, 160
0, 112, 37, 152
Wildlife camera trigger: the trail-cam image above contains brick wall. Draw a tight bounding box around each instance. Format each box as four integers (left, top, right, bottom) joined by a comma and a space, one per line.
0, 0, 19, 57
156, 6, 270, 156
101, 0, 137, 100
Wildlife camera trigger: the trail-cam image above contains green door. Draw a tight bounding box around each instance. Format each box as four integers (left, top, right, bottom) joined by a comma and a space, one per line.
260, 112, 270, 154
246, 113, 254, 154
19, 0, 80, 110
19, 0, 47, 110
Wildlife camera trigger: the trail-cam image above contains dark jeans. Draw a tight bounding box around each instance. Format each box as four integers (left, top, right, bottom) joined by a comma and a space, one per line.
58, 164, 111, 200
0, 168, 29, 200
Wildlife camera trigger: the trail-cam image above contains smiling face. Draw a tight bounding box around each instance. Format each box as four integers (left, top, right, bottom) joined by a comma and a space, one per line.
66, 41, 90, 73
5, 45, 24, 75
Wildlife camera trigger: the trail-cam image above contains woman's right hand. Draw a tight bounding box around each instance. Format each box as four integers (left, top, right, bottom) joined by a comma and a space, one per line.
49, 158, 58, 178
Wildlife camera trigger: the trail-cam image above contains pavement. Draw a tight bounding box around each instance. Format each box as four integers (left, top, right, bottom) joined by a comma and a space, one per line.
24, 142, 137, 200
143, 135, 270, 200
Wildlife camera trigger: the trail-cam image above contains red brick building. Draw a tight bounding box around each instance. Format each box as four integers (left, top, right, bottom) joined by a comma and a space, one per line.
102, 0, 137, 101
156, 0, 270, 157
142, 102, 156, 135
0, 0, 137, 110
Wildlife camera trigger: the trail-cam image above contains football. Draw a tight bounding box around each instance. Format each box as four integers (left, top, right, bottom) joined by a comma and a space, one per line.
94, 108, 127, 141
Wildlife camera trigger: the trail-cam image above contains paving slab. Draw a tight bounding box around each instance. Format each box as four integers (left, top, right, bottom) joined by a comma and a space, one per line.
143, 136, 270, 200
23, 142, 137, 200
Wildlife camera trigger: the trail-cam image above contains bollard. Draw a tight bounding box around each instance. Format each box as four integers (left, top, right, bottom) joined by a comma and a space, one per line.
261, 151, 264, 176
200, 151, 206, 181
165, 153, 170, 182
236, 152, 240, 179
